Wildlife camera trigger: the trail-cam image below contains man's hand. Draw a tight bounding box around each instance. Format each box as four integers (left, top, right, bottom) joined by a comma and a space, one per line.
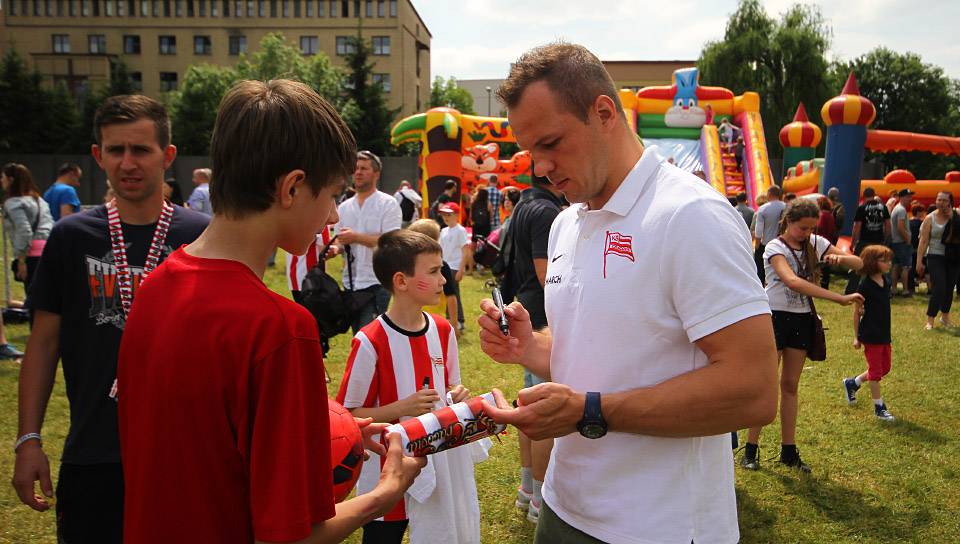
11, 442, 53, 512
478, 299, 533, 365
355, 418, 388, 457
482, 385, 583, 441
400, 389, 440, 417
447, 384, 469, 404
853, 339, 862, 350
337, 228, 360, 246
373, 433, 426, 516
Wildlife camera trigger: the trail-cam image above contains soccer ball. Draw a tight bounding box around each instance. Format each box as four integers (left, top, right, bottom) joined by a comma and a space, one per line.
329, 398, 364, 502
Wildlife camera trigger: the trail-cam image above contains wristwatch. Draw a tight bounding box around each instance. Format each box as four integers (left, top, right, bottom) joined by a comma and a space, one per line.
576, 392, 607, 439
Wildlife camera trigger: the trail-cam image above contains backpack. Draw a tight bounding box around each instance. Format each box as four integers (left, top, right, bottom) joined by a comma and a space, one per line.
298, 236, 375, 338
399, 194, 416, 222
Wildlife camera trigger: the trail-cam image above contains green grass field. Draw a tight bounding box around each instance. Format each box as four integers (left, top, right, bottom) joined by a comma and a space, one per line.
1, 251, 958, 543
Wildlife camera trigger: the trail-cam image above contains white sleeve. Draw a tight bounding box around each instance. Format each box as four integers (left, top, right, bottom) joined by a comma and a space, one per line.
663, 197, 771, 342
337, 334, 379, 409
813, 234, 831, 259
458, 226, 470, 248
381, 197, 402, 233
763, 239, 786, 264
445, 327, 461, 388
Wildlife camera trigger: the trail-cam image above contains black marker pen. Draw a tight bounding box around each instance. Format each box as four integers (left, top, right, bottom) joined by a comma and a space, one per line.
492, 287, 510, 336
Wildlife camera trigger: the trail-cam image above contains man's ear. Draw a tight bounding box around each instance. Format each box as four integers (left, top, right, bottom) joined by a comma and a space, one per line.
91, 145, 103, 169
594, 94, 619, 131
163, 145, 178, 170
276, 170, 307, 209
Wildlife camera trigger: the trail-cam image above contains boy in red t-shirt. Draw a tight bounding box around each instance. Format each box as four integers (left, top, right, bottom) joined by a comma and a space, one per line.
117, 79, 424, 544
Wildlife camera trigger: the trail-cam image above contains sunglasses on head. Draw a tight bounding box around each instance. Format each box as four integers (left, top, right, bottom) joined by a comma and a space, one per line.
358, 150, 382, 169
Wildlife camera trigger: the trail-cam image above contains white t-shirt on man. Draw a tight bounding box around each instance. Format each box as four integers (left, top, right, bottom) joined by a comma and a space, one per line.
763, 234, 831, 313
543, 148, 770, 544
336, 190, 402, 290
439, 223, 469, 271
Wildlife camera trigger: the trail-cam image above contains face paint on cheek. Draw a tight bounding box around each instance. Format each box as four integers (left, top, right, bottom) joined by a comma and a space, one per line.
415, 279, 434, 292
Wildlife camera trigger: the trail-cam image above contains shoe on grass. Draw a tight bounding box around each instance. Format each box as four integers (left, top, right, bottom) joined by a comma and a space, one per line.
779, 445, 812, 474
515, 486, 532, 510
527, 498, 541, 524
875, 404, 896, 422
843, 378, 860, 405
739, 443, 759, 471
0, 343, 23, 360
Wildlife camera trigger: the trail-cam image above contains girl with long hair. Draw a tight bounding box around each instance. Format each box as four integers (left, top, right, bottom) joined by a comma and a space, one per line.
741, 199, 863, 473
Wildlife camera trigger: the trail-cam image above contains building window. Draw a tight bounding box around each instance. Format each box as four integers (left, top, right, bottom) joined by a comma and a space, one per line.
365, 0, 372, 16
389, 0, 395, 16
129, 71, 143, 90
229, 35, 246, 55
305, 0, 313, 16
117, 0, 126, 15
159, 72, 178, 92
88, 34, 107, 54
257, 0, 265, 16
335, 36, 355, 56
340, 0, 347, 16
105, 0, 115, 15
372, 36, 390, 55
52, 34, 71, 53
162, 0, 170, 16
194, 35, 212, 54
247, 0, 254, 15
123, 35, 141, 54
299, 36, 318, 55
140, 0, 149, 15
187, 0, 194, 15
329, 0, 336, 16
211, 0, 218, 16
293, 0, 300, 16
153, 1, 161, 15
283, 0, 290, 16
159, 35, 177, 54
353, 0, 359, 17
376, 0, 383, 17
317, 0, 323, 15
372, 73, 391, 93
69, 1, 77, 16
81, 0, 90, 16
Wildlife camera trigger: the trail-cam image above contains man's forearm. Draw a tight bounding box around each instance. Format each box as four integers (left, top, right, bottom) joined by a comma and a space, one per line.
17, 312, 61, 437
520, 330, 552, 380
354, 232, 380, 248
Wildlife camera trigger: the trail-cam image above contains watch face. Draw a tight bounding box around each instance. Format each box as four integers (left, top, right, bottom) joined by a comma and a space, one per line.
580, 423, 607, 439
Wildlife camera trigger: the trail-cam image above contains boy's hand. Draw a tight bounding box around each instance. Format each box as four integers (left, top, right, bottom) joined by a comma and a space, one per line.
354, 418, 388, 457
401, 389, 440, 417
374, 433, 426, 516
455, 269, 463, 282
853, 339, 862, 350
324, 244, 341, 260
448, 384, 469, 404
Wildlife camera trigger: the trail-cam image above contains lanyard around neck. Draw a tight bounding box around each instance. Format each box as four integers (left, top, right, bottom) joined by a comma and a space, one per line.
106, 198, 174, 317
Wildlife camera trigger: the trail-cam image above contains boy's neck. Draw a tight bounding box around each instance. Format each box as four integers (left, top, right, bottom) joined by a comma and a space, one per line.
385, 296, 426, 332
183, 214, 278, 278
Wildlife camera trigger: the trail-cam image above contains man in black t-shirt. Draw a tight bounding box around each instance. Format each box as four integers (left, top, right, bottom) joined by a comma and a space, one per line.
12, 95, 208, 543
845, 187, 891, 294
504, 173, 563, 523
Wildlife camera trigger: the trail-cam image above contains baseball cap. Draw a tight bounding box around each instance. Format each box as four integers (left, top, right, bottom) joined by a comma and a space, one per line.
439, 202, 460, 215
897, 188, 915, 197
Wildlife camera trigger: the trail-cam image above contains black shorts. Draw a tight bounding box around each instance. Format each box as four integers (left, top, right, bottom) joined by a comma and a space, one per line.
56, 463, 124, 544
771, 310, 814, 351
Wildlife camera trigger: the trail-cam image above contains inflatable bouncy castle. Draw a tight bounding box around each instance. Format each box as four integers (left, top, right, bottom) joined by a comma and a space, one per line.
621, 67, 775, 207
389, 108, 531, 212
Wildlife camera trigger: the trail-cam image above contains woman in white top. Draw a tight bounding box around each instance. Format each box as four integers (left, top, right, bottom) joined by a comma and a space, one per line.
741, 199, 862, 473
916, 191, 960, 330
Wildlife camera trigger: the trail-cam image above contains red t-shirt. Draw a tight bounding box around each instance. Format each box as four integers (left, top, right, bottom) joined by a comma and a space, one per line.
118, 249, 335, 543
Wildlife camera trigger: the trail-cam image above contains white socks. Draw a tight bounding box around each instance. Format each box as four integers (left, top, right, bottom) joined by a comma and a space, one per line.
854, 376, 864, 386
533, 479, 543, 505
874, 398, 884, 407
520, 467, 533, 493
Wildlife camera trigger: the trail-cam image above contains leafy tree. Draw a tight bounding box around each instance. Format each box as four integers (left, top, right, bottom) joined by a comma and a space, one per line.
698, 0, 833, 157
830, 48, 960, 178
430, 76, 475, 114
169, 32, 346, 155
74, 59, 138, 151
0, 48, 77, 153
342, 33, 399, 156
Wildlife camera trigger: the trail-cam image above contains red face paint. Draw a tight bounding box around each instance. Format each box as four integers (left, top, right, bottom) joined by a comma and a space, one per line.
415, 279, 433, 292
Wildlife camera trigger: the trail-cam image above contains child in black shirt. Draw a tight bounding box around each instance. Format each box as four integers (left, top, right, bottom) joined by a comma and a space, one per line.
843, 245, 896, 421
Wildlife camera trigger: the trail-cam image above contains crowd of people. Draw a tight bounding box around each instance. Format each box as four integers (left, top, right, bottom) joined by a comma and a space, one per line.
3, 40, 959, 544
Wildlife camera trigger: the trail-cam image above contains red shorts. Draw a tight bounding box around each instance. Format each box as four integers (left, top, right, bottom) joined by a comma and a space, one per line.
863, 343, 892, 382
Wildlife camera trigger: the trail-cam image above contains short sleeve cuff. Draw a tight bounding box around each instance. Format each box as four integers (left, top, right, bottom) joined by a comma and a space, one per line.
685, 298, 771, 343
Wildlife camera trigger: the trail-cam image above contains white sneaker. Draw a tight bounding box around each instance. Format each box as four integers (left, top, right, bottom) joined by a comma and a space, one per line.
527, 499, 541, 524
515, 487, 532, 510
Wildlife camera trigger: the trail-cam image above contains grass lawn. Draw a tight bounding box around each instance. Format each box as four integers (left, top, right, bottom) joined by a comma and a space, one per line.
1, 250, 959, 543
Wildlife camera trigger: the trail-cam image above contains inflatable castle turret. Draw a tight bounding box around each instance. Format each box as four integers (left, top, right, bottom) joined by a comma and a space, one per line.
779, 103, 821, 179
821, 73, 876, 235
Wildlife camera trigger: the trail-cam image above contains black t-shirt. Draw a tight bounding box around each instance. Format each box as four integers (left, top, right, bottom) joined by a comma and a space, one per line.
30, 205, 209, 464
857, 276, 891, 344
510, 187, 562, 330
441, 261, 456, 296
853, 200, 890, 246
909, 218, 923, 249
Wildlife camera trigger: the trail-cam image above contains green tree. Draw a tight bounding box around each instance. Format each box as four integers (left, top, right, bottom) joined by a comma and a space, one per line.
169, 32, 346, 156
0, 48, 78, 153
342, 33, 399, 156
698, 0, 833, 157
73, 59, 139, 151
430, 76, 475, 114
830, 48, 960, 179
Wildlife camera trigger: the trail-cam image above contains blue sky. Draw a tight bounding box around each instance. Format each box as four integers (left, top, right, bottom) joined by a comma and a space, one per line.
413, 0, 960, 82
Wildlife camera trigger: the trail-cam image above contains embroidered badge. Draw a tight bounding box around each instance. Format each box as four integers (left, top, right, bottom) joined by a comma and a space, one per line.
603, 230, 635, 278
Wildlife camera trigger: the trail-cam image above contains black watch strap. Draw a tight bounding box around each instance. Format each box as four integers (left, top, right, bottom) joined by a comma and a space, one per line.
584, 391, 602, 421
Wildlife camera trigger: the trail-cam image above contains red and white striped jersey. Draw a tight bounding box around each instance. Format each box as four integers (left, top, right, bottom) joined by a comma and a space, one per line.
285, 229, 333, 292
336, 312, 460, 521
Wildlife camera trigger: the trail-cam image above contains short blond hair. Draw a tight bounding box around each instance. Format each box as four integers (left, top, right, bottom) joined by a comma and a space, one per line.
407, 218, 441, 241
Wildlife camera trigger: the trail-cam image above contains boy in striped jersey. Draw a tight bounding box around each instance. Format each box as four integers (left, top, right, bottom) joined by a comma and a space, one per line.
337, 230, 482, 544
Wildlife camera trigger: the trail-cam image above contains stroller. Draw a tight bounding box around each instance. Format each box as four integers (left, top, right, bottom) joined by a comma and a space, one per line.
472, 227, 502, 270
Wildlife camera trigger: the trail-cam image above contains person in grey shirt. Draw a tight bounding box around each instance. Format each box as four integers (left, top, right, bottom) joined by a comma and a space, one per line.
753, 185, 786, 284
735, 191, 754, 227
890, 189, 914, 295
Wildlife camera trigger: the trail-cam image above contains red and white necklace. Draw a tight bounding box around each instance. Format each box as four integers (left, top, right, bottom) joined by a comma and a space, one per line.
106, 198, 174, 317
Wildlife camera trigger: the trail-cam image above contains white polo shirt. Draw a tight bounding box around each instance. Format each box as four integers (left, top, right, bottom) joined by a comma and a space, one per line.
337, 190, 402, 290
542, 147, 770, 544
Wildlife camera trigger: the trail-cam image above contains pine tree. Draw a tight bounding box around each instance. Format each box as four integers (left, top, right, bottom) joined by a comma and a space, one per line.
341, 32, 399, 157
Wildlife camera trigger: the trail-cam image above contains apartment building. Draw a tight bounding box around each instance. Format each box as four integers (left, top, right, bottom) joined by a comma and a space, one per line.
0, 0, 432, 116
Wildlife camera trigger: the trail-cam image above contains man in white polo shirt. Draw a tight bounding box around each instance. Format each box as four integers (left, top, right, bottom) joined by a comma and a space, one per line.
478, 42, 778, 544
336, 150, 402, 333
